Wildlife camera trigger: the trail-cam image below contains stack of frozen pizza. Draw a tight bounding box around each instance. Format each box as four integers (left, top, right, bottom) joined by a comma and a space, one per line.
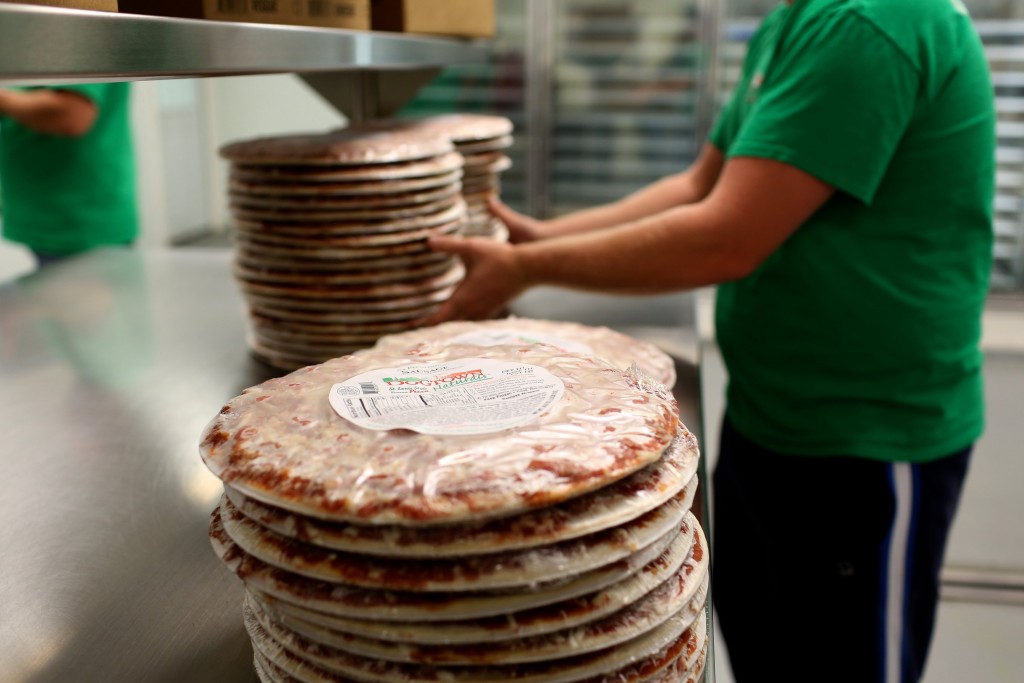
354, 114, 515, 241
221, 128, 468, 370
201, 333, 709, 683
415, 114, 514, 241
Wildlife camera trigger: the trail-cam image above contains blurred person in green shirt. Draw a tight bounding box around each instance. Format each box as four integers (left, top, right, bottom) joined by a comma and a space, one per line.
0, 82, 138, 266
425, 1, 995, 681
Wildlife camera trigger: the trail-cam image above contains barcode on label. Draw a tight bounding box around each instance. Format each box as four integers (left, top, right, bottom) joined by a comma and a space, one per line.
308, 0, 329, 17
360, 382, 379, 395
217, 0, 247, 14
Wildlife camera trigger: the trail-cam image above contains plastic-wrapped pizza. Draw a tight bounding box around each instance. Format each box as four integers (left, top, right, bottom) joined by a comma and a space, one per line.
221, 127, 468, 370
374, 317, 677, 388
201, 343, 708, 683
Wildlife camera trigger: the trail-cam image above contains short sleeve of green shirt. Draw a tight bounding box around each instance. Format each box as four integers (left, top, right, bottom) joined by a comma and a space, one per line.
727, 10, 920, 205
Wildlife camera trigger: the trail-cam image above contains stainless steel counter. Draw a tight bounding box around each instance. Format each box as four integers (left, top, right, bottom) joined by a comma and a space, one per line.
0, 250, 265, 683
0, 248, 706, 683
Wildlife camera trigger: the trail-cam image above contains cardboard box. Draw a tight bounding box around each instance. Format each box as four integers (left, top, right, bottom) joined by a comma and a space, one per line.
5, 0, 118, 11
372, 0, 494, 38
118, 0, 370, 30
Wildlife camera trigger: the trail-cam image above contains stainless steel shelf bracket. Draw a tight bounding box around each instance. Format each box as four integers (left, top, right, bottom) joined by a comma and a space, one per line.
298, 69, 442, 122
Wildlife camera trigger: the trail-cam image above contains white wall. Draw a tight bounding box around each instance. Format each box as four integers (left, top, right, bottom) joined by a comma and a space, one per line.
130, 74, 348, 247
200, 74, 349, 233
0, 240, 33, 280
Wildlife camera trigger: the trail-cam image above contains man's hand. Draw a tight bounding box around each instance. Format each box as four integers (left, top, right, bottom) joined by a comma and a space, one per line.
423, 235, 531, 323
487, 196, 546, 244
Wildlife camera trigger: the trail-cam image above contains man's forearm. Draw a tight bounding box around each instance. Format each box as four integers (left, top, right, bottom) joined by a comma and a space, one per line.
515, 156, 834, 295
0, 89, 98, 137
540, 173, 707, 239
538, 144, 726, 240
518, 203, 747, 294
426, 156, 834, 322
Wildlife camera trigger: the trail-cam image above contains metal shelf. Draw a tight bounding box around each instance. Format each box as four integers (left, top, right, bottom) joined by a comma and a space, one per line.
0, 3, 487, 85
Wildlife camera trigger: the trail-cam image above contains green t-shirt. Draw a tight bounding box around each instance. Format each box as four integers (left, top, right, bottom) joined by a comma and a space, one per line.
0, 83, 138, 254
710, 0, 995, 462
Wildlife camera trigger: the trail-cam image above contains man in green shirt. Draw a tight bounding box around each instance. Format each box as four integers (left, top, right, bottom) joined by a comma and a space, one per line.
0, 83, 138, 265
426, 1, 994, 680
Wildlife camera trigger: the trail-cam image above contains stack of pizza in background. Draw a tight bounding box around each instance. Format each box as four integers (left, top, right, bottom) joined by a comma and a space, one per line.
221, 114, 516, 371
348, 114, 515, 241
417, 114, 514, 241
221, 128, 468, 371
201, 322, 709, 683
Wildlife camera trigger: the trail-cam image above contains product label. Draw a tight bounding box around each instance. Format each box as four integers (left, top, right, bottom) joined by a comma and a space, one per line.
450, 330, 594, 355
330, 358, 565, 435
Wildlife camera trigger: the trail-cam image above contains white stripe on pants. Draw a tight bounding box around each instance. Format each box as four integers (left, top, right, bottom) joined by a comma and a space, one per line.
885, 462, 914, 683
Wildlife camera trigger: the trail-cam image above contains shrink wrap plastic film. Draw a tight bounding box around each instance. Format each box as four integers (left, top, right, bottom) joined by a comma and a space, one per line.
200, 344, 680, 526
217, 493, 689, 591
240, 286, 457, 315
253, 655, 276, 683
374, 317, 677, 389
244, 589, 707, 683
251, 637, 707, 683
345, 113, 514, 144
238, 262, 464, 302
259, 574, 706, 665
340, 115, 515, 240
253, 642, 707, 683
251, 550, 709, 665
230, 201, 468, 238
235, 253, 457, 286
257, 517, 705, 644
229, 182, 460, 210
230, 154, 465, 186
230, 198, 465, 226
220, 129, 454, 166
209, 513, 688, 622
220, 439, 698, 558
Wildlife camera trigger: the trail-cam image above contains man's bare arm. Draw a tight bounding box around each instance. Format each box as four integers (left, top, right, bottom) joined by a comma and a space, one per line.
494, 144, 726, 243
0, 89, 98, 137
428, 156, 835, 321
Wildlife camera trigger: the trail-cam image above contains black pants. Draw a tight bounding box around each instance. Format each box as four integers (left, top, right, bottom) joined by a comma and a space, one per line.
712, 416, 971, 683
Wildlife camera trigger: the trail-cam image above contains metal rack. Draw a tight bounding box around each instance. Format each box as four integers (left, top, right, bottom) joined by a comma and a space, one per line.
0, 2, 488, 118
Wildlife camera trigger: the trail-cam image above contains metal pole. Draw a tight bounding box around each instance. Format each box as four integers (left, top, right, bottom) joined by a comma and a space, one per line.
695, 0, 724, 148
524, 0, 555, 218
695, 5, 726, 682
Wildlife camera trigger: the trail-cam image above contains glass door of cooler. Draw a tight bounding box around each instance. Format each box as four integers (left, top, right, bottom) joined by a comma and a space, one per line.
399, 1, 530, 213
400, 0, 712, 221
546, 1, 707, 216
